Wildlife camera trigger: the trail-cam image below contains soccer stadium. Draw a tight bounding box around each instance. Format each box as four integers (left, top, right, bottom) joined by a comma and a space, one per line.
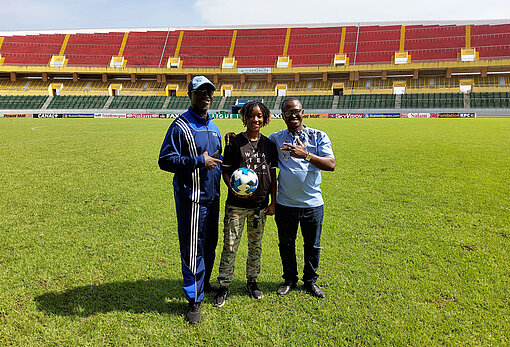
1, 19, 509, 345
0, 20, 509, 118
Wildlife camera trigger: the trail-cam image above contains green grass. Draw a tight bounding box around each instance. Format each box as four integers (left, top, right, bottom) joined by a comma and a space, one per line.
0, 118, 509, 345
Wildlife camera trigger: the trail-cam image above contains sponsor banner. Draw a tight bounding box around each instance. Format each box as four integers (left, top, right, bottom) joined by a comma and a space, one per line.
438, 113, 460, 118
459, 113, 476, 118
365, 113, 401, 118
303, 114, 329, 119
210, 113, 241, 119
125, 113, 159, 118
3, 114, 33, 118
401, 113, 438, 118
94, 113, 126, 118
328, 113, 364, 118
237, 68, 272, 74
149, 114, 178, 118
33, 113, 63, 118
64, 114, 95, 118
438, 113, 476, 118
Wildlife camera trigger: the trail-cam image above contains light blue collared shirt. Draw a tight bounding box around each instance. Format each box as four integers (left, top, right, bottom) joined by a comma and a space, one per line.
269, 126, 334, 208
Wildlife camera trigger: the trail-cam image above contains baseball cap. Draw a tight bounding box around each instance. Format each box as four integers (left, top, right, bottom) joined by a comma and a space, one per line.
188, 76, 216, 92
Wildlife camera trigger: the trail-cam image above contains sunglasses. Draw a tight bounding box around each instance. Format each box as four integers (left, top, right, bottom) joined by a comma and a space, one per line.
282, 109, 303, 117
192, 89, 214, 97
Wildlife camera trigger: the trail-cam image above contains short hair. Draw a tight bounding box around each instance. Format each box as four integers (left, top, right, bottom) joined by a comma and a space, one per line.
240, 101, 271, 127
281, 97, 302, 111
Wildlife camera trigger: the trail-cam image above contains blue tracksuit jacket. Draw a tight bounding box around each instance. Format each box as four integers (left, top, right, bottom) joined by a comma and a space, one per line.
158, 107, 222, 203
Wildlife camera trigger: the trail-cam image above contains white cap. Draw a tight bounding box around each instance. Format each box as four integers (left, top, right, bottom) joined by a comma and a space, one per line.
188, 76, 216, 92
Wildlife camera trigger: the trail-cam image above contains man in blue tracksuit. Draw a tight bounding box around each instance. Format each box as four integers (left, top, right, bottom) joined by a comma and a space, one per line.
158, 76, 222, 324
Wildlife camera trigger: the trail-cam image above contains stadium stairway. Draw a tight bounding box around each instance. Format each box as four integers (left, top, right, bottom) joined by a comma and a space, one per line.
42, 96, 53, 109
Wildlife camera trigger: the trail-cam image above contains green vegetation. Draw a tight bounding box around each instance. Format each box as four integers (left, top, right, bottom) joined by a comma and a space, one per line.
0, 118, 508, 345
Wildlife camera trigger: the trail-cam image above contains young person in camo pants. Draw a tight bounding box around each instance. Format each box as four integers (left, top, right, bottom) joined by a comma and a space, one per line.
214, 101, 278, 307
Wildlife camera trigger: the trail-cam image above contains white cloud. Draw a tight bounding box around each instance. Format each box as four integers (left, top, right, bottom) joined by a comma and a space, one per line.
1, 0, 509, 32
194, 0, 510, 26
1, 0, 199, 31
1, 1, 62, 30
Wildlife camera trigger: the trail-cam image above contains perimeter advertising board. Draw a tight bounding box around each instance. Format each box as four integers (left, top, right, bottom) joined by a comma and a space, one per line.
33, 114, 64, 118
328, 113, 364, 118
64, 114, 95, 118
211, 113, 241, 119
94, 113, 127, 118
401, 113, 438, 118
304, 114, 329, 119
126, 114, 159, 118
365, 113, 401, 118
438, 113, 476, 118
3, 114, 33, 118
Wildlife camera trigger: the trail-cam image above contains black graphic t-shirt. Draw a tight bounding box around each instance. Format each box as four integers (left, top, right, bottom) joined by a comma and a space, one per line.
222, 133, 278, 209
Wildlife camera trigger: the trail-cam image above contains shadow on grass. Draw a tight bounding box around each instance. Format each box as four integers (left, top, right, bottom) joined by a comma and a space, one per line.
34, 278, 187, 317
34, 279, 284, 317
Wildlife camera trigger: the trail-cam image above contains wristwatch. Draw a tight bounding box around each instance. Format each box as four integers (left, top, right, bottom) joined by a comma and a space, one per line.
304, 152, 312, 161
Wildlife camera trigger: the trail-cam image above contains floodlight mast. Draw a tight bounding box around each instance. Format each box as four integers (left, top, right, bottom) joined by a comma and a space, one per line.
157, 27, 171, 73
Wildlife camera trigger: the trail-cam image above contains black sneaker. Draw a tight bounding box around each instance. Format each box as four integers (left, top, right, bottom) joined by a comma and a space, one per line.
246, 281, 263, 300
304, 283, 326, 299
213, 286, 229, 307
186, 302, 201, 324
277, 281, 297, 296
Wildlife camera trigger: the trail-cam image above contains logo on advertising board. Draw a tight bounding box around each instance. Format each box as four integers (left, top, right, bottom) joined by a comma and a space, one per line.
328, 113, 364, 118
401, 113, 438, 118
365, 113, 400, 118
34, 114, 63, 118
237, 68, 272, 74
210, 112, 238, 119
4, 114, 32, 118
64, 114, 94, 118
438, 113, 459, 118
94, 114, 126, 118
438, 113, 476, 118
126, 114, 159, 118
155, 114, 178, 118
304, 114, 327, 119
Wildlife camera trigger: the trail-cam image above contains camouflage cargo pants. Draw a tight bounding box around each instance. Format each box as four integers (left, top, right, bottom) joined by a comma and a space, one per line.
217, 205, 266, 287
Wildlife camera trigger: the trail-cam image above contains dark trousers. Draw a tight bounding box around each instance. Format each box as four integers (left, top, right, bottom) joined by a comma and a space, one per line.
174, 193, 219, 303
275, 203, 324, 286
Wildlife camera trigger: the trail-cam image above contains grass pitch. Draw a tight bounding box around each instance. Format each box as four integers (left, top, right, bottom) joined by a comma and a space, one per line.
0, 118, 509, 345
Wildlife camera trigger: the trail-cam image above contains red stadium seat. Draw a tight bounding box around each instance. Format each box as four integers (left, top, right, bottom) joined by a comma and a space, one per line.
0, 23, 509, 67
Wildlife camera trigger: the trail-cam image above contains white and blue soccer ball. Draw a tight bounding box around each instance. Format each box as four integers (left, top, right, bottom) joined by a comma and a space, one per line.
230, 167, 258, 196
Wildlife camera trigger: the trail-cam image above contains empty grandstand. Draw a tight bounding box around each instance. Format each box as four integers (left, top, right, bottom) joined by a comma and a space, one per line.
0, 20, 509, 116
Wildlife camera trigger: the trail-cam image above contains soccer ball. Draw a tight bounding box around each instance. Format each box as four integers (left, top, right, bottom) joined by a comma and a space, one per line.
230, 167, 258, 196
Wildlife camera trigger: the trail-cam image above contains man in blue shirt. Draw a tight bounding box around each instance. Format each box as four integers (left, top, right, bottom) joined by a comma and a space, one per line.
268, 97, 335, 299
159, 76, 222, 324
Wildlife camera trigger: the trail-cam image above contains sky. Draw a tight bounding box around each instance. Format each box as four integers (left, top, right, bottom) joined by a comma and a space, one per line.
1, 0, 510, 32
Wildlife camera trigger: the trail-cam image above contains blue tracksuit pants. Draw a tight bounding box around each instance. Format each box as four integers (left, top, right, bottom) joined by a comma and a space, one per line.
175, 191, 219, 303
